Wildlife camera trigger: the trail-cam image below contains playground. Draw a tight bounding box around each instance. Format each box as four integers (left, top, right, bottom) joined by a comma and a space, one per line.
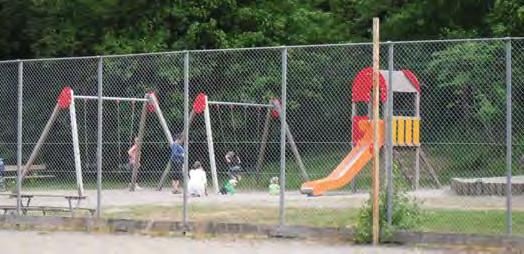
0, 35, 523, 250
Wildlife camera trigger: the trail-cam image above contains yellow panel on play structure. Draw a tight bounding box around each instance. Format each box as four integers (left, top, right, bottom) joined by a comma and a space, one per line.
413, 118, 420, 145
392, 117, 397, 145
405, 118, 413, 144
396, 117, 405, 145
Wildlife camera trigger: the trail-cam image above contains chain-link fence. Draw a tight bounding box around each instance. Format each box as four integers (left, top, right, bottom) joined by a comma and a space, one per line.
0, 38, 522, 236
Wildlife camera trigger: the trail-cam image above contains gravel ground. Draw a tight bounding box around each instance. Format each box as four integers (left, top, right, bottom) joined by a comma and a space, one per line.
0, 230, 492, 254
0, 188, 522, 211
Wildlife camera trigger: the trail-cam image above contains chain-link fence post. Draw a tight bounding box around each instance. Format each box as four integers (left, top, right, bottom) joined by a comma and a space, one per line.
279, 47, 287, 227
96, 56, 104, 219
183, 51, 190, 227
16, 60, 23, 215
385, 42, 394, 225
505, 38, 512, 235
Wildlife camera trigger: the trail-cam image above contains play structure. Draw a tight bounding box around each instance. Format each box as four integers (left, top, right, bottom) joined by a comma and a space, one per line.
301, 67, 426, 196
157, 92, 309, 193
21, 87, 174, 195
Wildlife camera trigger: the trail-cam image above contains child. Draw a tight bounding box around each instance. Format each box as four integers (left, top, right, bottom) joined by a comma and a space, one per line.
188, 161, 207, 197
268, 176, 280, 196
127, 137, 142, 190
225, 151, 242, 181
219, 178, 238, 195
170, 136, 185, 194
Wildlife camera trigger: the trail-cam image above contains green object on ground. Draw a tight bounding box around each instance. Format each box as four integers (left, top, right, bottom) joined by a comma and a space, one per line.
268, 183, 280, 195
223, 181, 236, 194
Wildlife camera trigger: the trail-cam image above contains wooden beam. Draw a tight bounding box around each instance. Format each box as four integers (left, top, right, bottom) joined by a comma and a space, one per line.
156, 161, 172, 191
22, 103, 61, 178
272, 101, 309, 181
129, 95, 149, 191
371, 17, 381, 246
149, 94, 174, 145
156, 110, 196, 191
420, 148, 442, 188
285, 125, 309, 181
255, 108, 272, 182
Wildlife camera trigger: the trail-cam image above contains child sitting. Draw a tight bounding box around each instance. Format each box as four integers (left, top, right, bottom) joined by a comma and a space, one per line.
188, 161, 207, 197
268, 176, 280, 196
225, 151, 242, 181
219, 178, 238, 195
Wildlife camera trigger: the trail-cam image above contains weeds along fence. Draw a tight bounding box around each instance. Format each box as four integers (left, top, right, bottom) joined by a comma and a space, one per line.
0, 37, 522, 236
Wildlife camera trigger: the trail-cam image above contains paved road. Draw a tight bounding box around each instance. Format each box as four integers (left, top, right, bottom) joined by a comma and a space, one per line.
0, 230, 471, 254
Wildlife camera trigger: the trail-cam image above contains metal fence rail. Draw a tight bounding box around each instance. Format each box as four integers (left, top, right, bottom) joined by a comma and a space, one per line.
0, 37, 521, 236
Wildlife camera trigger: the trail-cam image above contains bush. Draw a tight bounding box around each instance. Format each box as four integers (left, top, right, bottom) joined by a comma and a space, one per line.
354, 190, 422, 243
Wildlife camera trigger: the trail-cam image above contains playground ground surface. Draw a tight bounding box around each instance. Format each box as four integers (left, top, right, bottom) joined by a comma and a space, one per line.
0, 230, 508, 254
1, 188, 523, 235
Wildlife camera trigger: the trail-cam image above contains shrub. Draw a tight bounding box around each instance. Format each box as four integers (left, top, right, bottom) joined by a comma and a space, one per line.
354, 190, 422, 243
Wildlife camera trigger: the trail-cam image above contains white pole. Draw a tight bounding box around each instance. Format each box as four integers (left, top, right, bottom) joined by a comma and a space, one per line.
69, 90, 85, 196
204, 95, 219, 193
73, 95, 149, 102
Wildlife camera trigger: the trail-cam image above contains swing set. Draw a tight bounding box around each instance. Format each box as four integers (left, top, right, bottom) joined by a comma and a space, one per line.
21, 87, 174, 195
157, 92, 309, 193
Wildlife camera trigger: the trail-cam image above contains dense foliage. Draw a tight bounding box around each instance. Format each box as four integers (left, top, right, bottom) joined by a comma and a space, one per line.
0, 0, 523, 184
0, 0, 522, 59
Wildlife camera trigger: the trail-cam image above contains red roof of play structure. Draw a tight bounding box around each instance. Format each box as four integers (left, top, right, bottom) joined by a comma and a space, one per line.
400, 69, 421, 93
351, 67, 387, 103
351, 67, 420, 103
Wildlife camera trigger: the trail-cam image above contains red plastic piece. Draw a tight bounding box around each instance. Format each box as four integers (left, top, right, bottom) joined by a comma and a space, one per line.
193, 92, 207, 114
58, 87, 73, 109
401, 69, 421, 93
147, 92, 157, 112
351, 67, 387, 103
352, 116, 369, 145
270, 99, 280, 119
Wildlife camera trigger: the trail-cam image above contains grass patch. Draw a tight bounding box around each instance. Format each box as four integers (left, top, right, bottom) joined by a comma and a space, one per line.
420, 209, 524, 235
103, 204, 524, 236
104, 204, 357, 228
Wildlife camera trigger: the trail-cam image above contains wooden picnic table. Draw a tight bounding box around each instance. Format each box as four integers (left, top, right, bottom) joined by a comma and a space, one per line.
0, 193, 91, 217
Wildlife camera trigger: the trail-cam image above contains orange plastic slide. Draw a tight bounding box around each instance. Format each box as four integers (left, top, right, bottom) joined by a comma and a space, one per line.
300, 120, 384, 196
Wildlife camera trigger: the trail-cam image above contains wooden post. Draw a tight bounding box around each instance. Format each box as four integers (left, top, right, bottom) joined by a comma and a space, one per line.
157, 110, 196, 191
371, 17, 381, 245
255, 108, 272, 182
156, 161, 172, 191
285, 125, 309, 181
272, 100, 309, 181
351, 103, 357, 193
22, 103, 61, 178
129, 95, 149, 191
149, 94, 174, 145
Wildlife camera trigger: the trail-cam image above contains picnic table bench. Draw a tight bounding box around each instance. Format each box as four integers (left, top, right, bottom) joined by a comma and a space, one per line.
0, 193, 94, 217
1, 165, 55, 191
3, 165, 55, 180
